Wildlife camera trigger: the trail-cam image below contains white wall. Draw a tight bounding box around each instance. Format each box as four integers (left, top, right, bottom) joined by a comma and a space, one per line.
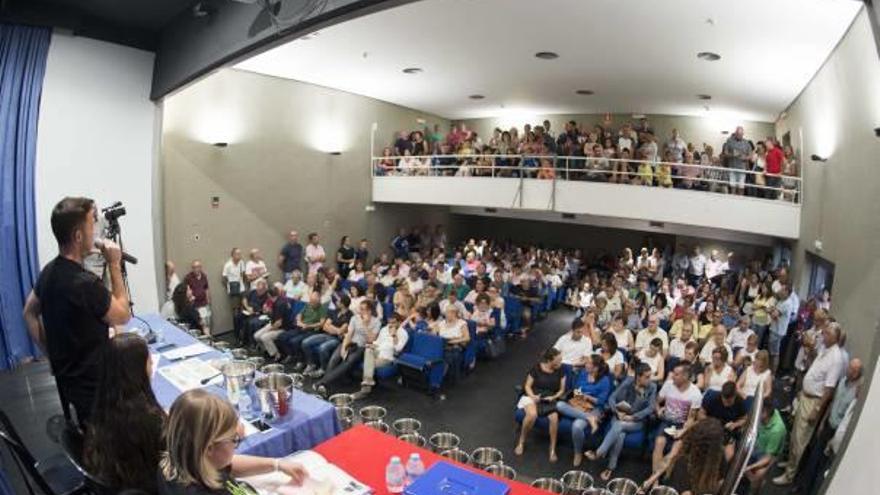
35, 33, 160, 312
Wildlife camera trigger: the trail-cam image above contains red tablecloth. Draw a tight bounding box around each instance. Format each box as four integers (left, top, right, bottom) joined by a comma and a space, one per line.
313, 425, 549, 495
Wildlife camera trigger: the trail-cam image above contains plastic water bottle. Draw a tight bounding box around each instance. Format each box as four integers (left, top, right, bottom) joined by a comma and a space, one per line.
405, 453, 425, 485
385, 456, 406, 493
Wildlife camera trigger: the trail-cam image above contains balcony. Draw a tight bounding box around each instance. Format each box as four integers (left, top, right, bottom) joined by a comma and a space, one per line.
371, 155, 802, 240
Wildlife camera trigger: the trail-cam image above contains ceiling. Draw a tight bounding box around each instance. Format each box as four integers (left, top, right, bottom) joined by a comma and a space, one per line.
235, 0, 862, 122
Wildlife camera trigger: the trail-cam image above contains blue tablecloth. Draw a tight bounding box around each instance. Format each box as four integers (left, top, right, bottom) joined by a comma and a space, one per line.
128, 314, 340, 457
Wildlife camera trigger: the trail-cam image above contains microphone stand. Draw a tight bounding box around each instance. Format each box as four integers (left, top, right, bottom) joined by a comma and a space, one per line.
105, 216, 155, 342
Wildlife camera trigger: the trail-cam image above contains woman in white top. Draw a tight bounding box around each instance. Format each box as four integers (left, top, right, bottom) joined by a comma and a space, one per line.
703, 347, 736, 392
576, 281, 593, 310
463, 278, 487, 305
347, 260, 366, 283
699, 325, 733, 365
636, 338, 665, 382
608, 315, 634, 352
737, 350, 773, 400
358, 314, 409, 398
434, 306, 470, 385
598, 333, 626, 380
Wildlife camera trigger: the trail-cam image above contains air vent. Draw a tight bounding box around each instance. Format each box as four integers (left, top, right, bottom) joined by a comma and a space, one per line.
562, 213, 576, 220
649, 221, 665, 228
484, 208, 497, 213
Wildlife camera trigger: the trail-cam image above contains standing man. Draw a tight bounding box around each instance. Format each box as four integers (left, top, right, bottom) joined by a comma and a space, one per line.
722, 126, 751, 195
773, 323, 845, 486
278, 230, 303, 282
768, 284, 795, 372
664, 128, 686, 163
355, 238, 370, 268
305, 233, 326, 276
23, 197, 131, 426
184, 260, 211, 329
688, 246, 707, 287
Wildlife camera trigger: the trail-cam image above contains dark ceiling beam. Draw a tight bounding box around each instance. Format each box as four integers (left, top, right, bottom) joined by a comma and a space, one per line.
0, 0, 157, 50
151, 0, 417, 100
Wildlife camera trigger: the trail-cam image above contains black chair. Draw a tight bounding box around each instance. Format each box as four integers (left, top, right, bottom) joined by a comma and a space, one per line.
58, 424, 114, 495
0, 409, 85, 495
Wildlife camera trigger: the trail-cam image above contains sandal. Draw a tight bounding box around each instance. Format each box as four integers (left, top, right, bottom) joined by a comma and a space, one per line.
600, 469, 613, 482
584, 450, 599, 461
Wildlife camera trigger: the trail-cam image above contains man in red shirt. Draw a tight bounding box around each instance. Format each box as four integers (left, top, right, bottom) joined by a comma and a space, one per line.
184, 259, 211, 326
764, 138, 785, 199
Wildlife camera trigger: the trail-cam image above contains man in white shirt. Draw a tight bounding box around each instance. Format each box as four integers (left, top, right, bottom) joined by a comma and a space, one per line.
553, 319, 593, 368
356, 313, 409, 399
222, 248, 246, 313
245, 248, 268, 284
664, 128, 687, 162
769, 284, 795, 372
653, 362, 702, 473
727, 316, 756, 353
774, 323, 844, 486
688, 246, 706, 286
406, 270, 424, 296
283, 270, 309, 301
705, 250, 726, 284
305, 232, 326, 276
636, 316, 668, 354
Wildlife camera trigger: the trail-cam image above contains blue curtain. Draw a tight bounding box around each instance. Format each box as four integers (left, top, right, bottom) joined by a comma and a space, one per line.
0, 24, 50, 371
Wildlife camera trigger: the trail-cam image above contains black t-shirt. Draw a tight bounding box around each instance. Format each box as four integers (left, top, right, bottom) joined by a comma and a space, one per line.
355, 248, 369, 264
33, 257, 111, 381
331, 309, 352, 329
702, 394, 747, 424
178, 305, 202, 330
157, 466, 232, 495
528, 365, 564, 397
337, 246, 355, 266
511, 285, 539, 301
272, 297, 293, 329
280, 242, 303, 273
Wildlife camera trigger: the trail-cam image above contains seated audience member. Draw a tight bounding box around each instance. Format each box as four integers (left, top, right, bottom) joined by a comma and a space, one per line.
84, 334, 166, 493
743, 400, 787, 495
668, 308, 698, 339
703, 347, 736, 392
438, 290, 470, 320
637, 338, 666, 382
727, 315, 756, 356
244, 248, 268, 284
643, 418, 726, 495
159, 389, 307, 494
511, 278, 542, 334
608, 315, 634, 352
734, 333, 760, 368
737, 349, 773, 400
252, 283, 293, 361
668, 321, 696, 361
283, 270, 309, 301
701, 381, 748, 459
172, 284, 209, 335
635, 316, 668, 354
302, 295, 352, 378
557, 355, 613, 459
237, 278, 270, 345
699, 324, 733, 364
598, 332, 626, 379
515, 348, 566, 462
347, 261, 367, 283
313, 300, 379, 396
279, 292, 328, 367
586, 363, 657, 478
680, 342, 706, 390
356, 314, 410, 399
471, 294, 496, 336
652, 362, 703, 474
553, 318, 593, 369
435, 306, 471, 386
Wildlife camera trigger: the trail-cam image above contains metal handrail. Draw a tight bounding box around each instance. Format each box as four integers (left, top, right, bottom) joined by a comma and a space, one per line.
370, 153, 802, 202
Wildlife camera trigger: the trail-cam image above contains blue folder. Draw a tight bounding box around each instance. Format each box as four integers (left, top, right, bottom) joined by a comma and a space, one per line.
405, 461, 511, 495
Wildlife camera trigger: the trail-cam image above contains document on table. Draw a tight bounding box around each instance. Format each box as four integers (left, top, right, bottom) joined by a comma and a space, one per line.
162, 342, 213, 361
238, 450, 372, 495
158, 358, 221, 392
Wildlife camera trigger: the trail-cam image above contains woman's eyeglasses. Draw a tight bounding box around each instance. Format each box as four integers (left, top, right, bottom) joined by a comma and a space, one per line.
219, 434, 243, 447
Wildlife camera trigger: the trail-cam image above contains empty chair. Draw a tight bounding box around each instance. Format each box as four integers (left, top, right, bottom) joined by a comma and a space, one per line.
396, 332, 446, 393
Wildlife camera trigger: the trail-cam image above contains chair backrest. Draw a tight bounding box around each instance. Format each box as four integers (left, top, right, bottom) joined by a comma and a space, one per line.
0, 409, 57, 495
59, 423, 113, 493
291, 300, 307, 319
410, 333, 445, 361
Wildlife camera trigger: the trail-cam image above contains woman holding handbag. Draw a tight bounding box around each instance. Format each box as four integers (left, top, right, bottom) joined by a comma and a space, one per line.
515, 347, 566, 461
556, 355, 613, 467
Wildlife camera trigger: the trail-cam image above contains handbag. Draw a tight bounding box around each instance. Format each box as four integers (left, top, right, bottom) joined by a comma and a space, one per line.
228, 281, 242, 296
569, 394, 594, 413
484, 335, 506, 359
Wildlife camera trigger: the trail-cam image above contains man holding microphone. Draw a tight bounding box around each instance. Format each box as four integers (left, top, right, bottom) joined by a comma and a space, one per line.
22, 197, 132, 426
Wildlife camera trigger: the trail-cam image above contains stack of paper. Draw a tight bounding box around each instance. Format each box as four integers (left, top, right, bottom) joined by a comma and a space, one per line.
239, 451, 372, 495
162, 342, 213, 361
158, 358, 221, 392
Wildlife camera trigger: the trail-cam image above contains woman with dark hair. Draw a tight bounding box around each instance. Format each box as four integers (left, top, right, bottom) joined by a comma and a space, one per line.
84, 333, 166, 493
642, 417, 726, 495
515, 347, 566, 461
336, 236, 356, 280
556, 354, 613, 465
171, 283, 207, 335
599, 332, 626, 379
313, 299, 379, 396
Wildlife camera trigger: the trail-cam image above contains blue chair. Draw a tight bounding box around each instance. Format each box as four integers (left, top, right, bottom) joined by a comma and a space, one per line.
382, 302, 394, 325
385, 286, 396, 303
396, 333, 446, 393
340, 279, 352, 292
290, 300, 307, 324
490, 308, 503, 336
504, 296, 523, 335
462, 321, 478, 374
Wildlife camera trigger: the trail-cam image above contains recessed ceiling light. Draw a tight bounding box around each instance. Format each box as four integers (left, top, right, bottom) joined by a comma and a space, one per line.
402, 67, 423, 74
697, 94, 712, 100
535, 51, 559, 60
575, 89, 594, 95
721, 130, 729, 135
697, 51, 721, 61
468, 94, 485, 100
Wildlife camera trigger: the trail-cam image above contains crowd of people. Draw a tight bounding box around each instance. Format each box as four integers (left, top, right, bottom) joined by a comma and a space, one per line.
513, 244, 860, 495
375, 119, 800, 201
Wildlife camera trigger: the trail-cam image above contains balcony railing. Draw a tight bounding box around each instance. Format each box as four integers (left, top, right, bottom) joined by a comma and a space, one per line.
370, 153, 802, 204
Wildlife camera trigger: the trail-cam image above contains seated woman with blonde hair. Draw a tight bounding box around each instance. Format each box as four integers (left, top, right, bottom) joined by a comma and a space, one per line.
159, 389, 307, 494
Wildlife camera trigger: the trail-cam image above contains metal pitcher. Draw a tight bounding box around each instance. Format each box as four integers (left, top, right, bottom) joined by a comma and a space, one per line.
470, 447, 503, 469
606, 478, 639, 495
429, 432, 461, 452
561, 470, 594, 494
440, 448, 470, 464
358, 405, 387, 422
221, 360, 256, 403
648, 487, 678, 495
392, 418, 422, 436
329, 393, 354, 409
230, 348, 249, 360
261, 363, 285, 375
254, 372, 294, 421
583, 489, 613, 495
485, 463, 516, 480
398, 433, 427, 447
531, 478, 565, 494
336, 406, 354, 430
365, 420, 389, 433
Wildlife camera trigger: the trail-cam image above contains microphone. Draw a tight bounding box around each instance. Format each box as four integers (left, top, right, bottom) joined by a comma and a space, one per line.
94, 239, 138, 265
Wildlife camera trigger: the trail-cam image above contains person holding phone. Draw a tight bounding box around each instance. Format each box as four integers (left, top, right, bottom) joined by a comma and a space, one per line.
515, 348, 566, 462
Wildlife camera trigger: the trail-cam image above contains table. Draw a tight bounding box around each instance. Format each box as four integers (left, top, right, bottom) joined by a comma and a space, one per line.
130, 314, 340, 457
313, 425, 549, 495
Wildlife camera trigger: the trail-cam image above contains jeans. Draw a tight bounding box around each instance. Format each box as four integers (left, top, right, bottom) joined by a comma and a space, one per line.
301, 334, 339, 367
555, 401, 602, 453
276, 330, 316, 362
443, 347, 464, 387
595, 418, 644, 470
317, 346, 366, 387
